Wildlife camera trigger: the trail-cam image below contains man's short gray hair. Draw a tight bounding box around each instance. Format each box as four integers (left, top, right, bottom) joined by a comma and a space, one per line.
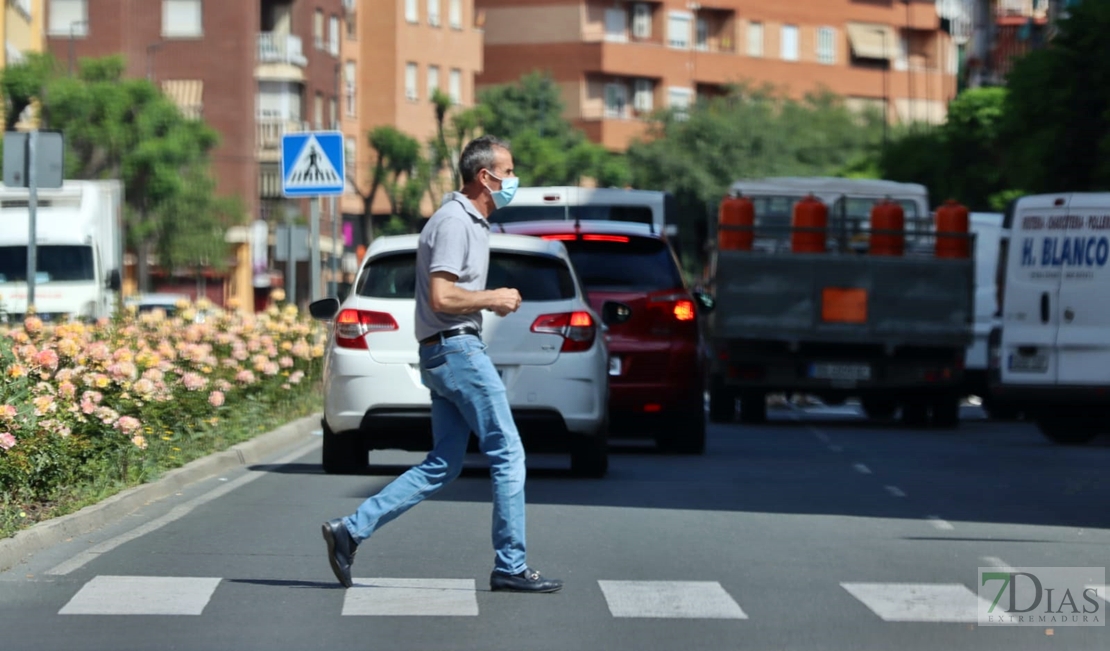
459, 135, 511, 185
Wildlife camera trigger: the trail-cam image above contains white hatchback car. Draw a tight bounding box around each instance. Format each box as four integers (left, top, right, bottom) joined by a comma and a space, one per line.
309, 233, 611, 477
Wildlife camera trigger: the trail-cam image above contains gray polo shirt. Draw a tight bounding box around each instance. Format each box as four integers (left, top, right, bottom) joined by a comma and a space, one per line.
414, 192, 491, 342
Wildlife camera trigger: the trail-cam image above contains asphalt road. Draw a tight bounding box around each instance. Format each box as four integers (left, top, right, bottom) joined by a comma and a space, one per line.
1, 402, 1108, 651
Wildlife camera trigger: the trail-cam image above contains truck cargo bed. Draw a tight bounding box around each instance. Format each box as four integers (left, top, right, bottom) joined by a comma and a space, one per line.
709, 251, 974, 348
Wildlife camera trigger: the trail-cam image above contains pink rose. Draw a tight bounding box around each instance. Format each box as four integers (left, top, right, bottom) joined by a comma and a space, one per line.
208, 390, 225, 408
0, 432, 16, 451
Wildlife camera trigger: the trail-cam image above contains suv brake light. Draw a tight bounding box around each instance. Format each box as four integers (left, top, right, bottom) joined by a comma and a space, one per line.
335, 309, 398, 349
530, 311, 597, 352
649, 291, 697, 322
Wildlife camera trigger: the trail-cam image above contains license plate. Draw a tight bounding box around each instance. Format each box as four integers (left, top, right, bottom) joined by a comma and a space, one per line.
809, 363, 871, 381
609, 356, 622, 376
1008, 354, 1048, 373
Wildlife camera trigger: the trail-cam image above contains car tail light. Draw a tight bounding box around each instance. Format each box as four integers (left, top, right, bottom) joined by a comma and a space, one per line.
531, 311, 597, 352
582, 234, 630, 243
334, 309, 398, 349
649, 290, 698, 324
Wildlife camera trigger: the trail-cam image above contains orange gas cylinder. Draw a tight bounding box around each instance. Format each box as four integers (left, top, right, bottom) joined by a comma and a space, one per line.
791, 194, 828, 253
869, 199, 905, 256
718, 195, 755, 251
935, 199, 970, 258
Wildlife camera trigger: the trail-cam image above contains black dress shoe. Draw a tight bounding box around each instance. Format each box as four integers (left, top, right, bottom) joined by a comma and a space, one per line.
321, 519, 358, 588
490, 567, 563, 593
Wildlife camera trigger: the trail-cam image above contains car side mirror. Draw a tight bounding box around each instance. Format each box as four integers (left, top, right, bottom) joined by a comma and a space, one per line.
308, 297, 340, 321
107, 270, 122, 292
601, 301, 632, 326
693, 291, 715, 313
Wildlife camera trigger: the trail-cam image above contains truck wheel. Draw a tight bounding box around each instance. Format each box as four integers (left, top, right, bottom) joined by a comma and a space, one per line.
930, 395, 961, 429
1036, 416, 1101, 445
861, 398, 897, 420
738, 391, 767, 424
901, 400, 929, 427
322, 420, 366, 474
708, 377, 736, 423
571, 433, 609, 477
657, 410, 707, 454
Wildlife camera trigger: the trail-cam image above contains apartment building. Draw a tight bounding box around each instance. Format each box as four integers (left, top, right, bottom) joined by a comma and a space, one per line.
45, 0, 342, 308
339, 0, 483, 224
477, 0, 960, 151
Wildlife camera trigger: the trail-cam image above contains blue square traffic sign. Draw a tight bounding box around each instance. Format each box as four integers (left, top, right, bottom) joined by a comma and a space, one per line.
281, 131, 346, 197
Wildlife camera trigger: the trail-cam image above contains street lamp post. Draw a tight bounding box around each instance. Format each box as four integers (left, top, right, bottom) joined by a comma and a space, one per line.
68, 20, 88, 75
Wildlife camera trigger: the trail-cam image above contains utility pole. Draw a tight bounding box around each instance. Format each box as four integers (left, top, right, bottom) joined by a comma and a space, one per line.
26, 130, 39, 310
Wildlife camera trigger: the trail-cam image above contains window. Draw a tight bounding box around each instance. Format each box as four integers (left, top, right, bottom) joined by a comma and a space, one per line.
668, 87, 692, 119
427, 65, 440, 99
329, 15, 340, 55
314, 9, 324, 49
357, 252, 575, 301
449, 68, 461, 104
48, 0, 87, 36
633, 79, 653, 112
695, 16, 708, 51
747, 21, 763, 57
345, 61, 357, 116
894, 34, 909, 70
345, 137, 356, 175
405, 0, 418, 24
428, 0, 441, 26
561, 238, 683, 293
0, 245, 94, 283
405, 63, 418, 101
449, 0, 462, 29
817, 27, 835, 64
780, 24, 798, 61
667, 11, 691, 49
632, 4, 651, 39
346, 11, 357, 40
314, 93, 324, 129
605, 8, 626, 42
162, 0, 202, 37
604, 83, 628, 119
13, 0, 32, 20
329, 97, 337, 129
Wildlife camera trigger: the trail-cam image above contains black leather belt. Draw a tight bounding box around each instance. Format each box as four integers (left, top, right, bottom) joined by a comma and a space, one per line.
419, 326, 481, 346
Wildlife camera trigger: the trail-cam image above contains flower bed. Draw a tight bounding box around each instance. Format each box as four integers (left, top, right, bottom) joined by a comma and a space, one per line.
0, 300, 326, 539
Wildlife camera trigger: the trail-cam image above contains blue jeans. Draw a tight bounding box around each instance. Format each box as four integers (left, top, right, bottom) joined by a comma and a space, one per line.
341, 334, 528, 575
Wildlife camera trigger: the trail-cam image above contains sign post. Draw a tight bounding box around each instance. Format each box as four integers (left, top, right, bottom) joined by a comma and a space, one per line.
281, 131, 345, 303
3, 131, 65, 313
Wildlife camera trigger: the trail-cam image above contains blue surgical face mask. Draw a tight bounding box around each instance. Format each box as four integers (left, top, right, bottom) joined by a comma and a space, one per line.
484, 171, 519, 209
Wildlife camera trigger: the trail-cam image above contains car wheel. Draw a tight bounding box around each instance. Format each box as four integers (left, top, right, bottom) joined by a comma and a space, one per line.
738, 391, 767, 424
861, 398, 898, 421
1036, 415, 1101, 445
657, 409, 707, 454
708, 375, 735, 423
570, 433, 608, 478
322, 420, 366, 474
930, 395, 961, 429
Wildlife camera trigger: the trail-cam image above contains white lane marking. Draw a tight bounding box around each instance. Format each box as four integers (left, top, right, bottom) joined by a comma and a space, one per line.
980, 557, 1018, 574
59, 575, 221, 615
598, 580, 748, 619
841, 582, 992, 622
853, 463, 872, 475
342, 578, 477, 616
926, 516, 954, 531
809, 427, 830, 444
46, 439, 320, 576
885, 485, 906, 498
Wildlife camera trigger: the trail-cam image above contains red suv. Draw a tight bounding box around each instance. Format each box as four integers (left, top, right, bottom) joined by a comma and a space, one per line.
499, 220, 712, 453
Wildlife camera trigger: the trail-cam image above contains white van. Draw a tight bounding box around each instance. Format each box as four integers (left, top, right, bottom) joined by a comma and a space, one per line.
962, 212, 1010, 414
990, 192, 1110, 444
491, 186, 676, 238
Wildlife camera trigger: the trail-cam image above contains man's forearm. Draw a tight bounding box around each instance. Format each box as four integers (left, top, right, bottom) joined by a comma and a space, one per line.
430, 284, 494, 315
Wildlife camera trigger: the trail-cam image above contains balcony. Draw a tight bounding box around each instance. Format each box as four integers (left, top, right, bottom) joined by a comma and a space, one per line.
257, 117, 308, 162
258, 33, 307, 66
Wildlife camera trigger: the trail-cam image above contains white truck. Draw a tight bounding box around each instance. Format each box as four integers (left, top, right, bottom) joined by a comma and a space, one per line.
0, 180, 124, 322
989, 192, 1110, 444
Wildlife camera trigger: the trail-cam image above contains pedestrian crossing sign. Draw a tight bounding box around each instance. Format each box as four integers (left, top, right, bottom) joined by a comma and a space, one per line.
281, 131, 345, 197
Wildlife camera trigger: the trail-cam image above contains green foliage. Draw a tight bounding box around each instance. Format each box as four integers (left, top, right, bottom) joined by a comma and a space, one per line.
366, 125, 426, 232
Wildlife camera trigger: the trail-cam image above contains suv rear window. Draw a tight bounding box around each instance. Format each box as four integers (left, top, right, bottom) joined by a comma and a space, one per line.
493, 204, 655, 228
356, 252, 576, 301
562, 237, 683, 292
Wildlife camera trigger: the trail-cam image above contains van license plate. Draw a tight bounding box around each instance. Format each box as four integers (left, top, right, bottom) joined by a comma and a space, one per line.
1008, 354, 1048, 373
809, 363, 871, 381
609, 356, 622, 376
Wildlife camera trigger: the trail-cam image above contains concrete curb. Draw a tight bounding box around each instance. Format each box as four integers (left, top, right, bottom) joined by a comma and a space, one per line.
0, 412, 323, 574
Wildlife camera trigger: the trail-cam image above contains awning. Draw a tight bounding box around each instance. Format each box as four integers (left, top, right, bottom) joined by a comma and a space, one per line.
846, 23, 897, 60
161, 79, 204, 120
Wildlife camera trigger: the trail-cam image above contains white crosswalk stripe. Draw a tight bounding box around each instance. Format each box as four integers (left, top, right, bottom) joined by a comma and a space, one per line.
342, 578, 478, 616
58, 575, 222, 616
598, 580, 748, 619
841, 582, 992, 622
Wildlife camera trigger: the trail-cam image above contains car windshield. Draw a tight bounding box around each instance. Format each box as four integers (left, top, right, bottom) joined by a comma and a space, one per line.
0, 245, 95, 282
356, 251, 576, 301
561, 237, 683, 292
